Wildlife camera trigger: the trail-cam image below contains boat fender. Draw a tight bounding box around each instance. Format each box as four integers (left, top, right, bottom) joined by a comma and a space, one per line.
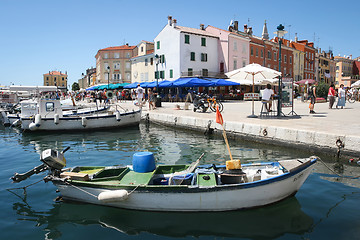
29, 122, 38, 131
106, 91, 114, 99
34, 114, 41, 127
98, 190, 129, 202
81, 117, 87, 127
54, 114, 60, 124
115, 111, 121, 121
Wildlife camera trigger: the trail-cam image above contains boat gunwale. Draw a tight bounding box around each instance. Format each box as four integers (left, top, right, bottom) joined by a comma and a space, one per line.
55, 158, 317, 193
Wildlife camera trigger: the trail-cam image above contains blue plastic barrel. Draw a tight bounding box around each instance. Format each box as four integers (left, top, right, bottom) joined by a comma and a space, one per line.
132, 152, 156, 173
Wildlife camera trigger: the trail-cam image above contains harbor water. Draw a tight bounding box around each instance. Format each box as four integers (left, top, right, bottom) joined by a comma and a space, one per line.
0, 123, 359, 240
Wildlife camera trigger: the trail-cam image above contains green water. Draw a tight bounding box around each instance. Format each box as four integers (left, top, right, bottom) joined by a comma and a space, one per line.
1, 123, 359, 239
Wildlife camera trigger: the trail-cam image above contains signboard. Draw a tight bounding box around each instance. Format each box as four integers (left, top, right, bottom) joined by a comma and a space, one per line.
281, 80, 293, 108
244, 93, 260, 101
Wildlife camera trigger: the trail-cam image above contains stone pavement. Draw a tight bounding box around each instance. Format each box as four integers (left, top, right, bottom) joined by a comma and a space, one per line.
134, 99, 360, 157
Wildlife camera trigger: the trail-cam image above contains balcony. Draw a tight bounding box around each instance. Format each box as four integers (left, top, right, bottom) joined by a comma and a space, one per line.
180, 71, 227, 79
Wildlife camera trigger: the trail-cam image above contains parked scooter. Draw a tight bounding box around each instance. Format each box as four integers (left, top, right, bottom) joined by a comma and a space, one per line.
193, 93, 209, 112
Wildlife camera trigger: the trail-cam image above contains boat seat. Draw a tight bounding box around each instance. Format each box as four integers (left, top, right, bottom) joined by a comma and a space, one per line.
119, 170, 155, 185
197, 173, 217, 187
278, 158, 311, 172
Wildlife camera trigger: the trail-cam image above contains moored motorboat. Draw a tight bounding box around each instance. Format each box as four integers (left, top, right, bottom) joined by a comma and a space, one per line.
18, 99, 140, 131
11, 148, 317, 212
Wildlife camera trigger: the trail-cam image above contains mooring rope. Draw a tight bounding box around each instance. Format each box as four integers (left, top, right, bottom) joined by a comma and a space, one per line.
318, 157, 360, 179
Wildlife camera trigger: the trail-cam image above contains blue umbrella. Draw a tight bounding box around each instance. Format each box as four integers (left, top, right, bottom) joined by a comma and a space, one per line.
205, 78, 240, 86
173, 78, 215, 88
124, 82, 139, 89
147, 80, 173, 88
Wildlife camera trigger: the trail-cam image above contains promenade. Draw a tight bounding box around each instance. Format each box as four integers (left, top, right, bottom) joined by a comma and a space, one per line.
134, 99, 360, 157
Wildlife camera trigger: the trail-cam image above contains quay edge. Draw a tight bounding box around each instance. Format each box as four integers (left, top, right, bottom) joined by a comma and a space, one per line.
144, 112, 360, 159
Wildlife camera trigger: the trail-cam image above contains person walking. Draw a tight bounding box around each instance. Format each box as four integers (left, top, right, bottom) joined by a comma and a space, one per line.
309, 84, 317, 114
135, 84, 144, 107
148, 88, 155, 110
328, 83, 336, 109
336, 84, 346, 109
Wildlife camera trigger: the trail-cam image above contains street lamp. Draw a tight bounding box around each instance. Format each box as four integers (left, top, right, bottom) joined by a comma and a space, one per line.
154, 54, 160, 91
274, 24, 287, 117
107, 66, 110, 89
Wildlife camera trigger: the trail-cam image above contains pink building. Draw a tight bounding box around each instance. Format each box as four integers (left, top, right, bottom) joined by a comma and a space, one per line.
206, 23, 250, 73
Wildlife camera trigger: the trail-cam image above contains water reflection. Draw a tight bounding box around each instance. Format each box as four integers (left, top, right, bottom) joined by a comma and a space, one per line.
12, 197, 313, 239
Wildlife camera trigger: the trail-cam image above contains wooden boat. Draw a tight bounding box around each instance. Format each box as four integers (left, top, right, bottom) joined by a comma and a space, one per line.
18, 99, 141, 131
11, 148, 317, 212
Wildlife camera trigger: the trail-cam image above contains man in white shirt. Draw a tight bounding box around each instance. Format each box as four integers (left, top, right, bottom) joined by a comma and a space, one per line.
262, 84, 274, 112
135, 84, 144, 107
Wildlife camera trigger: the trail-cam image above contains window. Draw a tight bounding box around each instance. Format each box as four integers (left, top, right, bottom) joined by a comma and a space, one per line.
160, 71, 165, 79
45, 102, 54, 112
157, 41, 160, 49
160, 55, 165, 63
114, 53, 120, 58
126, 62, 130, 69
104, 53, 108, 59
256, 48, 258, 57
261, 49, 263, 58
202, 69, 208, 76
190, 52, 195, 61
46, 77, 49, 80
234, 60, 237, 70
170, 69, 173, 78
201, 53, 208, 62
251, 47, 254, 55
141, 47, 144, 52
201, 37, 206, 46
114, 62, 120, 69
126, 53, 130, 58
234, 41, 237, 51
274, 52, 277, 61
126, 73, 130, 80
267, 51, 271, 59
62, 77, 64, 81
188, 68, 193, 76
185, 35, 190, 44
290, 56, 292, 64
284, 55, 287, 63
145, 58, 148, 66
243, 60, 246, 67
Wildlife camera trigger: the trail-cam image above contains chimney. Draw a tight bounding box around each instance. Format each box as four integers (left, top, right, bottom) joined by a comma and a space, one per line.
126, 43, 129, 46
234, 21, 238, 31
244, 24, 248, 32
294, 33, 298, 42
173, 19, 177, 28
168, 16, 172, 26
248, 27, 253, 35
350, 55, 352, 59
200, 24, 205, 30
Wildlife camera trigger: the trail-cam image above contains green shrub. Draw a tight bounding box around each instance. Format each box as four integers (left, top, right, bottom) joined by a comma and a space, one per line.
316, 81, 329, 99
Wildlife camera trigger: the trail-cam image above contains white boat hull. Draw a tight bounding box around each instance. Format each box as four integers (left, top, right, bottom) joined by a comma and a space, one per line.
54, 160, 315, 212
20, 110, 141, 131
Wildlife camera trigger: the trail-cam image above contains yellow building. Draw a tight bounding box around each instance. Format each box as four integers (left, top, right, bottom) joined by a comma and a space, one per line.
292, 49, 304, 81
335, 56, 353, 87
95, 44, 137, 86
316, 50, 335, 84
43, 71, 68, 91
130, 41, 155, 83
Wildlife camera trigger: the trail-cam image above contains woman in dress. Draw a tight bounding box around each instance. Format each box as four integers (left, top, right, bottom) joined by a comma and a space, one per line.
336, 84, 346, 109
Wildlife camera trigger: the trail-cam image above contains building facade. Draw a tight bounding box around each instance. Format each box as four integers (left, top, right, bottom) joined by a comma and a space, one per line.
43, 71, 68, 91
78, 67, 96, 89
130, 41, 155, 83
291, 39, 316, 80
154, 16, 220, 80
315, 49, 335, 84
205, 23, 250, 73
95, 44, 137, 86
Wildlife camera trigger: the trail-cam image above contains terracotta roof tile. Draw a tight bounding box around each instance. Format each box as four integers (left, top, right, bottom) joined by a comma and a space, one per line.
99, 45, 136, 51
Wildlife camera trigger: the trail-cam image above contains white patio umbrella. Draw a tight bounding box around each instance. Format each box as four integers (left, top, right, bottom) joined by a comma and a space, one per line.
226, 63, 281, 117
351, 80, 360, 87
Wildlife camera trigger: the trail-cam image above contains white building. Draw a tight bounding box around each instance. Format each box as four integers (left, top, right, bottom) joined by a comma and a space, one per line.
130, 41, 155, 83
154, 16, 220, 81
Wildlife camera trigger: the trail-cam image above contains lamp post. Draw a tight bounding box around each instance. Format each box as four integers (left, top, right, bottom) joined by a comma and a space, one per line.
107, 66, 110, 89
154, 54, 160, 91
274, 24, 287, 117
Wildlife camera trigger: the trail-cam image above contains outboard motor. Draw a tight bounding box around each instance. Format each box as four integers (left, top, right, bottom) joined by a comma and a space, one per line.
11, 147, 70, 183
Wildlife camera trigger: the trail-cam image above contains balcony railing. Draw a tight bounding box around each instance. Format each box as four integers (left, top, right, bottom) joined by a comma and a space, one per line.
180, 71, 227, 79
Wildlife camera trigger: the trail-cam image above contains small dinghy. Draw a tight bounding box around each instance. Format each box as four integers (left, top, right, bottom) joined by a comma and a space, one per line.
11, 148, 317, 212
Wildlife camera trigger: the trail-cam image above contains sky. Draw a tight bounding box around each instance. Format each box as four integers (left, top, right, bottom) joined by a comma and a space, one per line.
1, 0, 359, 87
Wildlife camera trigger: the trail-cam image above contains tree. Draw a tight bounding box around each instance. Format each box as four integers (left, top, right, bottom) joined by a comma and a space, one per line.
72, 82, 80, 91
316, 81, 329, 99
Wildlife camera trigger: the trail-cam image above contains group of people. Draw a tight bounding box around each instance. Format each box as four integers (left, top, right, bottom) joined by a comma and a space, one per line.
134, 84, 158, 110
